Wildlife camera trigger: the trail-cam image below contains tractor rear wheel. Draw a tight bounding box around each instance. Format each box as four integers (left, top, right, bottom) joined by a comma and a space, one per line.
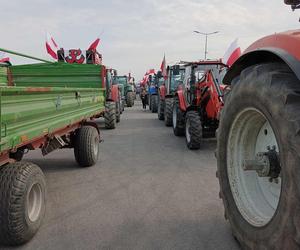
74, 126, 100, 167
0, 162, 46, 246
217, 62, 300, 249
104, 101, 116, 129
185, 111, 202, 149
158, 98, 165, 120
116, 100, 121, 123
126, 92, 134, 107
151, 95, 158, 113
164, 98, 173, 127
172, 98, 185, 136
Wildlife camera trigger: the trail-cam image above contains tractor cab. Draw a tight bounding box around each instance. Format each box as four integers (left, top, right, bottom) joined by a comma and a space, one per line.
166, 64, 186, 95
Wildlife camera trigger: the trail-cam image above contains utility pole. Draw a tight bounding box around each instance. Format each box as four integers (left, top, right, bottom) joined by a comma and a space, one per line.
193, 31, 219, 59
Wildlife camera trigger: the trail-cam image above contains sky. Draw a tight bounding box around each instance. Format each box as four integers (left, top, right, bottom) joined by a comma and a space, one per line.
0, 0, 299, 80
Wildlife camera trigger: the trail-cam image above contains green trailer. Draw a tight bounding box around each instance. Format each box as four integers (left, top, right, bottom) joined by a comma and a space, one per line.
0, 50, 106, 246
113, 75, 135, 107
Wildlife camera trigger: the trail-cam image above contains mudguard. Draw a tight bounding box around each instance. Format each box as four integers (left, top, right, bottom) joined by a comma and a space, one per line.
159, 85, 166, 100
110, 85, 119, 102
176, 89, 187, 112
224, 30, 300, 84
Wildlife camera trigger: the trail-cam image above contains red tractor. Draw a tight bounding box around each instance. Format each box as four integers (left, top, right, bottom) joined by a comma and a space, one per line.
158, 64, 186, 126
172, 60, 228, 149
216, 1, 300, 248
57, 48, 121, 129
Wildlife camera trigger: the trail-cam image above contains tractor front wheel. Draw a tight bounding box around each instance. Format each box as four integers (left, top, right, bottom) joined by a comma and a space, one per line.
185, 111, 202, 149
158, 98, 165, 120
104, 101, 116, 129
126, 92, 134, 107
217, 62, 300, 249
172, 99, 185, 136
151, 95, 158, 113
164, 98, 173, 127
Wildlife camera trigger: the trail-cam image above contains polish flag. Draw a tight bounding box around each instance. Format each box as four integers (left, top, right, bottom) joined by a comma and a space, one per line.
0, 52, 10, 63
45, 32, 59, 60
160, 54, 167, 80
223, 39, 241, 67
88, 38, 100, 50
147, 69, 155, 75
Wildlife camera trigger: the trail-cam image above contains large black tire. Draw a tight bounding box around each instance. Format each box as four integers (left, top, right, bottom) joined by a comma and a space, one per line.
116, 101, 121, 123
172, 98, 185, 136
151, 95, 158, 113
104, 101, 116, 129
126, 92, 134, 107
164, 98, 173, 127
74, 126, 100, 167
185, 111, 202, 149
217, 62, 300, 249
0, 162, 46, 246
158, 98, 165, 120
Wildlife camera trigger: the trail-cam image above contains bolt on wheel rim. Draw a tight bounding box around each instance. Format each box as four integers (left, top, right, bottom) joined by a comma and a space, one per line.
227, 108, 281, 227
27, 183, 43, 222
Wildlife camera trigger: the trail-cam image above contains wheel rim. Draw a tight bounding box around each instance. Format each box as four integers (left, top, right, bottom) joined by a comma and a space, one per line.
93, 135, 99, 156
173, 104, 177, 128
27, 183, 43, 222
227, 108, 281, 227
186, 117, 191, 143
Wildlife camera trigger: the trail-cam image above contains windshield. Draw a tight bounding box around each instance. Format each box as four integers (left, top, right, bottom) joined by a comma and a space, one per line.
115, 76, 127, 85
170, 69, 185, 91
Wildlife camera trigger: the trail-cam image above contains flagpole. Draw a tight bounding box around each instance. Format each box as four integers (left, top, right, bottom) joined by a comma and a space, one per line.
0, 48, 52, 63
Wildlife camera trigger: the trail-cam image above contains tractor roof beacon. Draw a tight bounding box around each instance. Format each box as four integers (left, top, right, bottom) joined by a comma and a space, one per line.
216, 1, 300, 249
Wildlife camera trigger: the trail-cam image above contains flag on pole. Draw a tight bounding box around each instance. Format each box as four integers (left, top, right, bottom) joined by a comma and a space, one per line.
88, 38, 100, 50
160, 54, 167, 79
146, 69, 155, 75
0, 52, 10, 63
45, 32, 59, 60
223, 38, 241, 67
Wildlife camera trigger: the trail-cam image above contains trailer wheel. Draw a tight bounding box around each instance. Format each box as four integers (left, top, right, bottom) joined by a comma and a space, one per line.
164, 98, 173, 127
158, 98, 165, 120
172, 99, 185, 136
185, 111, 202, 149
74, 126, 100, 167
104, 101, 116, 129
217, 62, 300, 249
0, 162, 46, 246
126, 92, 134, 107
116, 101, 121, 123
151, 95, 158, 113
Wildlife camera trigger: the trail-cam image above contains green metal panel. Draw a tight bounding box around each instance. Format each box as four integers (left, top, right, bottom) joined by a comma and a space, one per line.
10, 63, 104, 88
0, 86, 105, 152
0, 67, 7, 86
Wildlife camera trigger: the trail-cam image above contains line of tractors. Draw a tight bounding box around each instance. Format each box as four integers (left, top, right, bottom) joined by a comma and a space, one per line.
142, 60, 228, 150
140, 1, 300, 248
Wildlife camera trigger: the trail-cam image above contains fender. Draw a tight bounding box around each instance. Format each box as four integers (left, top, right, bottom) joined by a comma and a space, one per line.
82, 121, 101, 136
224, 30, 300, 84
177, 90, 187, 112
159, 85, 166, 100
110, 85, 119, 102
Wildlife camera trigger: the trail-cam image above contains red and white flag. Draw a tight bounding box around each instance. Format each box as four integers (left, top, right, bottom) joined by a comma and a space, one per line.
45, 32, 59, 60
88, 38, 100, 50
0, 52, 10, 63
223, 38, 241, 67
147, 69, 155, 75
160, 54, 167, 79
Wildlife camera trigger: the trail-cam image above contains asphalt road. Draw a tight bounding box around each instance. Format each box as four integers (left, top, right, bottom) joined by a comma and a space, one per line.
2, 101, 240, 250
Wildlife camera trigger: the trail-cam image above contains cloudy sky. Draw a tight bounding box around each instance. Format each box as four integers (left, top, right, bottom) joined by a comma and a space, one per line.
0, 0, 299, 80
